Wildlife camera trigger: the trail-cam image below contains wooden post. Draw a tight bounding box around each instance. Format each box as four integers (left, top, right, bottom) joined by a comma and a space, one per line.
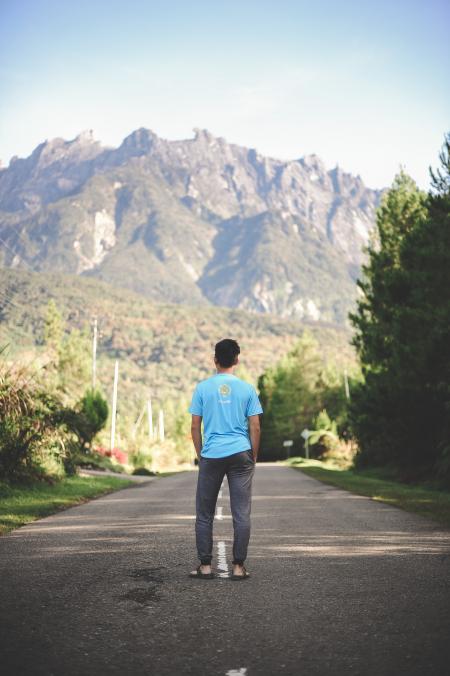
147, 399, 154, 441
132, 403, 146, 440
344, 369, 350, 400
92, 317, 97, 390
110, 360, 119, 450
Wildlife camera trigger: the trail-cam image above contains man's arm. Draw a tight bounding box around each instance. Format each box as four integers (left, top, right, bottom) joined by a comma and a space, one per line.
248, 414, 261, 462
191, 415, 203, 459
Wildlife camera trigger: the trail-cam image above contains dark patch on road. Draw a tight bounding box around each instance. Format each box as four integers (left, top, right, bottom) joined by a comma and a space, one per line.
119, 567, 165, 605
120, 586, 160, 604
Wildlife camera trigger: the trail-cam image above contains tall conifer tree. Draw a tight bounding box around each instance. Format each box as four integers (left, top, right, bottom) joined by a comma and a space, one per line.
350, 136, 450, 479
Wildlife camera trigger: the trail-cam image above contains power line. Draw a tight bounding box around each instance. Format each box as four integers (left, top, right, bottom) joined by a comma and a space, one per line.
0, 308, 33, 341
0, 236, 34, 272
0, 286, 44, 316
2, 223, 32, 255
0, 284, 38, 343
0, 290, 24, 312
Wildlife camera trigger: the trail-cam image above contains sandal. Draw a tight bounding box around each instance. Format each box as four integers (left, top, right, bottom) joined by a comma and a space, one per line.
230, 565, 250, 581
189, 565, 215, 579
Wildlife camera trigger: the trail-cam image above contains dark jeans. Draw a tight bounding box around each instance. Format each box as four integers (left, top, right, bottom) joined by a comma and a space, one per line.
195, 450, 255, 566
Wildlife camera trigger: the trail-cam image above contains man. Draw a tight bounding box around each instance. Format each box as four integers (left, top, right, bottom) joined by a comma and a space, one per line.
188, 338, 263, 580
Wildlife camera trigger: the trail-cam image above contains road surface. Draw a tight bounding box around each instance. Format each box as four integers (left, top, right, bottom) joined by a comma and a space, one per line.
1, 465, 449, 675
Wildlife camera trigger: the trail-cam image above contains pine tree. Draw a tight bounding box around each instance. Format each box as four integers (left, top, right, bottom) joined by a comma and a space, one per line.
349, 136, 450, 480
349, 172, 428, 470
43, 299, 64, 351
350, 171, 428, 372
392, 134, 450, 477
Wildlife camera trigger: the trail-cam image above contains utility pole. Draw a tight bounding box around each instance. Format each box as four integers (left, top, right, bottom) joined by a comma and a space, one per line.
344, 369, 350, 400
301, 429, 310, 460
147, 398, 154, 441
110, 360, 119, 450
92, 317, 98, 390
159, 408, 165, 442
132, 403, 146, 440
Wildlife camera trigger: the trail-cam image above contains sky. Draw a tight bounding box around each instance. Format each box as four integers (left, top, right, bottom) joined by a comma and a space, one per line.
0, 0, 449, 190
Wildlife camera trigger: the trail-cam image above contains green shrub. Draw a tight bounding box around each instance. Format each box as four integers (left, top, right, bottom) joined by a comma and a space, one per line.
132, 467, 156, 476
0, 346, 102, 482
0, 350, 72, 482
63, 389, 109, 451
308, 409, 339, 458
129, 448, 153, 470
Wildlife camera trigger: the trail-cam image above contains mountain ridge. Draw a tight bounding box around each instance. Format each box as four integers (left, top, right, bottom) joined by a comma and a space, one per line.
0, 127, 383, 324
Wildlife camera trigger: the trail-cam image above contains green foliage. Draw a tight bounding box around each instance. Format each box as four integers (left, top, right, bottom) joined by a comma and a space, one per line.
350, 170, 428, 373
43, 299, 64, 349
349, 135, 450, 481
258, 332, 354, 460
78, 388, 108, 448
63, 388, 109, 451
1, 263, 356, 465
0, 266, 355, 411
0, 348, 73, 482
74, 449, 125, 473
57, 326, 91, 399
164, 397, 192, 460
129, 448, 153, 471
40, 299, 91, 405
309, 409, 338, 445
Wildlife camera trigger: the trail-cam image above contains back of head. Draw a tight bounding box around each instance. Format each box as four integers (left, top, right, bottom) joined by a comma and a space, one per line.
215, 338, 240, 368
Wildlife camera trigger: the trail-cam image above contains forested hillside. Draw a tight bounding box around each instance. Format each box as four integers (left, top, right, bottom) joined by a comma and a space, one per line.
0, 267, 355, 412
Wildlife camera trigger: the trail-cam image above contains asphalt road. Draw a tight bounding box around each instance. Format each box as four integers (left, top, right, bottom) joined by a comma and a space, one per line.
1, 465, 450, 676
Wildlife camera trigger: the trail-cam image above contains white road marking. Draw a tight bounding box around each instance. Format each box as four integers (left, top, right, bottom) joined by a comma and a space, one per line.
216, 506, 223, 520
226, 669, 247, 676
217, 540, 229, 578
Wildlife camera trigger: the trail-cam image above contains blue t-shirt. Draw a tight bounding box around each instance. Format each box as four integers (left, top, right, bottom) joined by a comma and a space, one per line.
188, 373, 263, 458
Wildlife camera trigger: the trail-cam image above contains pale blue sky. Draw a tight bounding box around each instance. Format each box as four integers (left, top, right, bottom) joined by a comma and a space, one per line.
0, 0, 448, 189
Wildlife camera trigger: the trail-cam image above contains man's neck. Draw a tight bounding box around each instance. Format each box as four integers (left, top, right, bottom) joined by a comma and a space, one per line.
216, 368, 235, 375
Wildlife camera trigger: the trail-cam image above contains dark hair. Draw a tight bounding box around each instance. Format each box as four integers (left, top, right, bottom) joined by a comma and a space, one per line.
215, 339, 240, 368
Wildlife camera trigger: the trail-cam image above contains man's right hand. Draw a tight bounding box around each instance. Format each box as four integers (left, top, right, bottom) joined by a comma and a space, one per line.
248, 415, 261, 463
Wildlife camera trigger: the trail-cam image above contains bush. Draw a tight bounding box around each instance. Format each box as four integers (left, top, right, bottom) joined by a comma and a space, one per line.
78, 389, 108, 447
62, 389, 109, 451
74, 450, 121, 473
308, 409, 339, 458
129, 447, 153, 470
132, 467, 156, 476
0, 349, 75, 482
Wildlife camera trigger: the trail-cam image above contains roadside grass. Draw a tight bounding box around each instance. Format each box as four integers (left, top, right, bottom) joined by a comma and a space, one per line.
0, 475, 135, 535
286, 457, 450, 529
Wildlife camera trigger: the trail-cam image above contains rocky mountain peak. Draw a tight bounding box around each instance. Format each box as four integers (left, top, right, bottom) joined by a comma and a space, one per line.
72, 129, 96, 145
119, 128, 158, 155
297, 154, 328, 181
0, 126, 383, 325
192, 128, 216, 144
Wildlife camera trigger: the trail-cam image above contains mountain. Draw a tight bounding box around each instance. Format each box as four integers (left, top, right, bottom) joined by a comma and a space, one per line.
0, 267, 355, 407
0, 128, 383, 324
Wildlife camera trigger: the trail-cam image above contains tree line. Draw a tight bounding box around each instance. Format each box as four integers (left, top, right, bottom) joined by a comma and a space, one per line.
259, 134, 450, 484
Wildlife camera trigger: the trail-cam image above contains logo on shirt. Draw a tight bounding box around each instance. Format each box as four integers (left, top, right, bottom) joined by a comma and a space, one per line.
219, 384, 231, 397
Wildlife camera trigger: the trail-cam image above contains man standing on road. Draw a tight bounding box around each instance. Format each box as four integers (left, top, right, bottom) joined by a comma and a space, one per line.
188, 339, 263, 580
